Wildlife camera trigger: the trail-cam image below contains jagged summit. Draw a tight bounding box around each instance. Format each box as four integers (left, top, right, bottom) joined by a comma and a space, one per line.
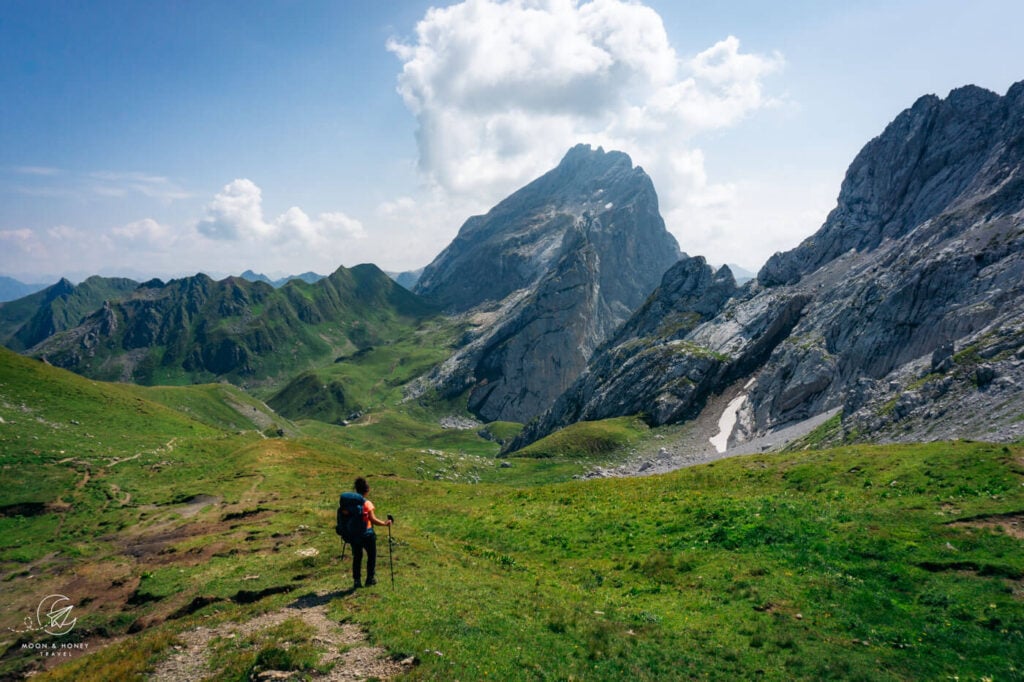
760, 80, 1024, 287
532, 144, 637, 203
414, 143, 676, 314
410, 144, 682, 423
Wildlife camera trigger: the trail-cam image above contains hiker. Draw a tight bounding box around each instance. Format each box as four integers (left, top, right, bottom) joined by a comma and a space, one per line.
345, 477, 391, 589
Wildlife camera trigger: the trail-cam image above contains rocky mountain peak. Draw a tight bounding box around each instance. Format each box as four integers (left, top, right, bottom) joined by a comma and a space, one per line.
409, 144, 682, 423
760, 81, 1022, 287
547, 144, 636, 193
601, 255, 738, 349
49, 278, 76, 298
414, 143, 676, 313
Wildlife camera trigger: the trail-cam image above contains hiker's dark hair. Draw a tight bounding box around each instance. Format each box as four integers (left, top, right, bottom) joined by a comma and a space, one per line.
354, 477, 369, 495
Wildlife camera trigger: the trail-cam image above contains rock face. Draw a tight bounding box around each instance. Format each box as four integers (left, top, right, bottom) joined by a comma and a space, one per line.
416, 144, 680, 316
511, 257, 772, 448
411, 144, 681, 423
515, 81, 1024, 449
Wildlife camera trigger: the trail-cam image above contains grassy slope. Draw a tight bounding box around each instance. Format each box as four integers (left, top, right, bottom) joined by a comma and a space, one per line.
512, 415, 649, 459
351, 441, 1024, 681
266, 316, 464, 424
1, 350, 1022, 680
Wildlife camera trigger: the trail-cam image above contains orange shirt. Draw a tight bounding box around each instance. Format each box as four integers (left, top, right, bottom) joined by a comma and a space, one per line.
363, 499, 375, 531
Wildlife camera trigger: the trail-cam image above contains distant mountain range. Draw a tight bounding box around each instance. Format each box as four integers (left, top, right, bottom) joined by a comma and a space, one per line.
242, 267, 426, 292
239, 270, 325, 287
724, 264, 755, 285
5, 265, 431, 387
385, 268, 424, 291
3, 81, 1023, 451
0, 276, 140, 351
0, 276, 49, 303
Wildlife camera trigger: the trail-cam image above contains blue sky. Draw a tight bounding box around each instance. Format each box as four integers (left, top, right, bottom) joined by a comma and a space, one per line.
2, 0, 1023, 282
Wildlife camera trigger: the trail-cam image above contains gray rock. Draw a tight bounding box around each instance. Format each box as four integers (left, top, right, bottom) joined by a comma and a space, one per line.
439, 416, 482, 430
415, 144, 680, 315
513, 80, 1024, 450
975, 365, 998, 388
931, 342, 955, 373
410, 145, 681, 423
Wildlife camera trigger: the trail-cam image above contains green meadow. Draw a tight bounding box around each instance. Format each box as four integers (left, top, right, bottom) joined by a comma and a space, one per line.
1, 347, 1022, 680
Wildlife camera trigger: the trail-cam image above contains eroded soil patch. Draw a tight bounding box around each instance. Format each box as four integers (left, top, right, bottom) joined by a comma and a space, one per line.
174, 494, 222, 518
119, 521, 222, 563
950, 512, 1024, 539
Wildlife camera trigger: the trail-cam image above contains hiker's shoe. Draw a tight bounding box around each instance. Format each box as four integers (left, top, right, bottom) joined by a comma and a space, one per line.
365, 577, 377, 586
352, 581, 362, 590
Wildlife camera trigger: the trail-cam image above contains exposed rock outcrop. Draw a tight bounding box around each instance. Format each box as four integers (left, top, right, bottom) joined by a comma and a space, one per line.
410, 144, 681, 422
516, 80, 1024, 450
415, 144, 679, 315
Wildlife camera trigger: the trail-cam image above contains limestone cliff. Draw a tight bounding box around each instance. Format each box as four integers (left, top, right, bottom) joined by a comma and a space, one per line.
410, 144, 681, 422
515, 81, 1024, 449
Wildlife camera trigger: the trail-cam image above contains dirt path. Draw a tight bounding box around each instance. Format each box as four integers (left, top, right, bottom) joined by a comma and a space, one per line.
244, 473, 267, 502
108, 483, 131, 506
150, 592, 414, 681
107, 452, 142, 467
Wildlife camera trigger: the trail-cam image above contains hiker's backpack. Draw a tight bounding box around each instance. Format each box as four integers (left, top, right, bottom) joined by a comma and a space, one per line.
336, 492, 367, 545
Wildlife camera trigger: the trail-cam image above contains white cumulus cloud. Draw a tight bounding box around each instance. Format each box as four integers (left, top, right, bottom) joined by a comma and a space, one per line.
388, 0, 785, 265
197, 179, 366, 245
197, 178, 273, 240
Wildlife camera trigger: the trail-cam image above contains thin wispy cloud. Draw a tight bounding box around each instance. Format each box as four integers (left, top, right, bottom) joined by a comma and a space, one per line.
12, 165, 63, 176
8, 168, 191, 202
0, 228, 35, 243
88, 171, 192, 202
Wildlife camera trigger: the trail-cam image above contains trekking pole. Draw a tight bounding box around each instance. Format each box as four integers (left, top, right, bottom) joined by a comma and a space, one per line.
340, 537, 347, 562
387, 514, 395, 589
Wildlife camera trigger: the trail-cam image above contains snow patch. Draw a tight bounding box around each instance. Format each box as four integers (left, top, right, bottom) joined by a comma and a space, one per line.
710, 394, 746, 453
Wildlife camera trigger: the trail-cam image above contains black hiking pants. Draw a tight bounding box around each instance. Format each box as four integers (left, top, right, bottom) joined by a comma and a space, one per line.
351, 532, 376, 585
